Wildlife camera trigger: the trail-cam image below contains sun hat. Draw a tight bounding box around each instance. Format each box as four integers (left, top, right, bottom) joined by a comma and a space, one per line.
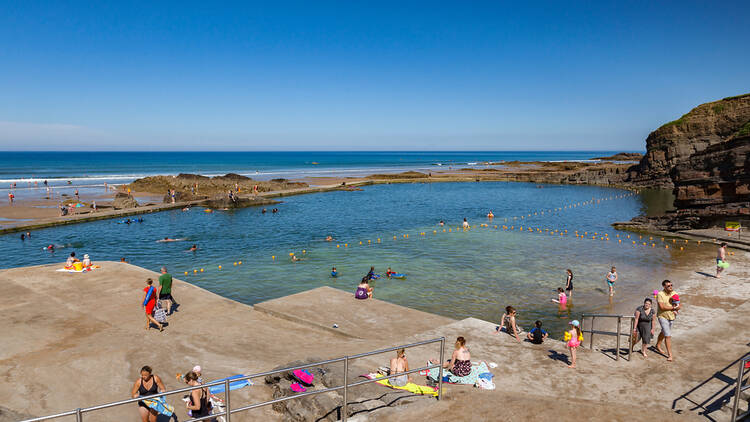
83, 254, 89, 259
569, 320, 580, 327
192, 365, 202, 373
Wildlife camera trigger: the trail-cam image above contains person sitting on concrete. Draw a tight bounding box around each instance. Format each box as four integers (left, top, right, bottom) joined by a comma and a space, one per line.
65, 252, 79, 269
495, 306, 522, 342
355, 277, 373, 300
389, 349, 411, 387
82, 254, 92, 269
430, 336, 471, 377
527, 320, 548, 344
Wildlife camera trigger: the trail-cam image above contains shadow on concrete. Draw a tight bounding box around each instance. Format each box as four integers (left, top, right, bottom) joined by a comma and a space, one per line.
695, 271, 716, 278
547, 349, 569, 364
671, 351, 750, 421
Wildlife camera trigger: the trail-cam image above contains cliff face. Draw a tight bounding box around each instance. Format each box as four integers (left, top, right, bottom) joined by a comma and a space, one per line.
625, 93, 750, 230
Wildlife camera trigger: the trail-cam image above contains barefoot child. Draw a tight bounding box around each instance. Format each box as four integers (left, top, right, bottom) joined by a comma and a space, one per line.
551, 288, 567, 305
606, 267, 618, 297
565, 320, 582, 368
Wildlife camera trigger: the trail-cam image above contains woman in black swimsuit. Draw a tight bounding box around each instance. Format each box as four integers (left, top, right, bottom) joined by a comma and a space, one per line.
184, 370, 213, 419
131, 366, 166, 422
565, 269, 574, 299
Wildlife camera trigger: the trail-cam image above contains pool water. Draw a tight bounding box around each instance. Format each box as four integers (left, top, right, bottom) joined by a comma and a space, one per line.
1, 182, 677, 335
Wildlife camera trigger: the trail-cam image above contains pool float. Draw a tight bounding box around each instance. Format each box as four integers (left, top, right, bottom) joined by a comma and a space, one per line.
388, 273, 407, 279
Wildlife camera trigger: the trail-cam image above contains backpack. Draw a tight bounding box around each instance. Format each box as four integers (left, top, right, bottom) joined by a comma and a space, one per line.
531, 327, 544, 344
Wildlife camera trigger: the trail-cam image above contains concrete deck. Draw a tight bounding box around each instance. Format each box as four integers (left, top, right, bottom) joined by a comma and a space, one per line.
254, 286, 454, 340
2, 253, 749, 421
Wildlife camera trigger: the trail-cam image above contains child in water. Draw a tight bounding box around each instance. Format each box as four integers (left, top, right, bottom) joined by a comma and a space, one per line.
566, 320, 582, 369
551, 287, 567, 306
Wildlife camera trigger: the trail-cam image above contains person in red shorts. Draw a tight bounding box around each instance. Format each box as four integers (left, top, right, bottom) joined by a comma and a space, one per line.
141, 278, 163, 331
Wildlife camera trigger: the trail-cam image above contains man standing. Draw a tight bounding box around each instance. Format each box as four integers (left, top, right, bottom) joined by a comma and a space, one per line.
157, 267, 176, 315
655, 279, 681, 362
716, 242, 727, 278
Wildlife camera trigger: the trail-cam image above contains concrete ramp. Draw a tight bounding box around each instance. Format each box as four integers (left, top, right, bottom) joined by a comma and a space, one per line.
254, 286, 454, 340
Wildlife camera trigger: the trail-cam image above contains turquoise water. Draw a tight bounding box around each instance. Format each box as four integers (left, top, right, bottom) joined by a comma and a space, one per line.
0, 181, 670, 335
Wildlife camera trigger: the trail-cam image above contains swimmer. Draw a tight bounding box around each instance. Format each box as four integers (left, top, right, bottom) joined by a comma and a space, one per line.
487, 211, 494, 219
187, 244, 197, 252
439, 220, 445, 226
386, 267, 396, 278
366, 266, 375, 280
291, 254, 301, 262
182, 206, 190, 212
157, 237, 184, 243
44, 244, 55, 251
325, 235, 333, 242
331, 266, 337, 277
462, 218, 469, 229
262, 208, 267, 214
272, 208, 278, 214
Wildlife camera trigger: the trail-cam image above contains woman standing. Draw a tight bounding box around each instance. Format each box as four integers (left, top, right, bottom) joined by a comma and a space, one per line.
142, 278, 163, 331
565, 269, 574, 298
633, 298, 657, 357
131, 366, 166, 422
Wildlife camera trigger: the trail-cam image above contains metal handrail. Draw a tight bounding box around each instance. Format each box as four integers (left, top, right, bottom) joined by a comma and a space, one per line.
580, 314, 635, 361
731, 355, 750, 421
20, 337, 446, 422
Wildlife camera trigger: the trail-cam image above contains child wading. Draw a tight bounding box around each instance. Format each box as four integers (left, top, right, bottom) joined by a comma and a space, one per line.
566, 320, 582, 368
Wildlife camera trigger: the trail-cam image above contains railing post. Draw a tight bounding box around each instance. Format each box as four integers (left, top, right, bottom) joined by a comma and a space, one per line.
732, 358, 746, 422
225, 378, 231, 422
589, 316, 595, 350
615, 316, 621, 360
76, 408, 82, 422
628, 317, 634, 361
437, 337, 445, 401
342, 356, 349, 421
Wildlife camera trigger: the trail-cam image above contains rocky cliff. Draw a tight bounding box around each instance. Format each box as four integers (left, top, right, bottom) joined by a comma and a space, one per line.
623, 93, 750, 230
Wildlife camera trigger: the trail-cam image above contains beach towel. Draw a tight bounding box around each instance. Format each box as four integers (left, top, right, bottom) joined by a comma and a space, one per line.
361, 373, 439, 397
141, 396, 174, 416
208, 374, 254, 394
426, 362, 490, 385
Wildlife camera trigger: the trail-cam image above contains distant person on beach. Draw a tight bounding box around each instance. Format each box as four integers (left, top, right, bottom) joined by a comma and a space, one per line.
188, 244, 197, 252
355, 277, 372, 299
131, 365, 166, 422
606, 266, 618, 297
388, 348, 411, 387
65, 252, 79, 268
527, 320, 548, 344
566, 320, 582, 369
184, 371, 212, 419
633, 298, 657, 357
462, 218, 469, 229
74, 189, 79, 200
655, 280, 680, 362
141, 278, 163, 331
716, 242, 727, 278
565, 269, 574, 298
430, 336, 471, 377
158, 267, 176, 315
496, 306, 522, 342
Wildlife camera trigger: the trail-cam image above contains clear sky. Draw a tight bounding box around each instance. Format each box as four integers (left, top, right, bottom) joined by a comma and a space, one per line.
1, 1, 748, 151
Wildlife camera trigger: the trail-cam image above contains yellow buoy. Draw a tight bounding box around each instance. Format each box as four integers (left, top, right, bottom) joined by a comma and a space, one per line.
218, 265, 222, 270
193, 269, 198, 273
234, 262, 237, 266
272, 256, 275, 260
184, 271, 188, 275
289, 253, 294, 256
337, 244, 340, 248
200, 268, 204, 272
344, 243, 348, 247
238, 261, 242, 265
359, 241, 363, 245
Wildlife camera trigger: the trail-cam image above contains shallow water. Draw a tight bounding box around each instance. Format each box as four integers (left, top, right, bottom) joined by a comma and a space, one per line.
0, 182, 682, 335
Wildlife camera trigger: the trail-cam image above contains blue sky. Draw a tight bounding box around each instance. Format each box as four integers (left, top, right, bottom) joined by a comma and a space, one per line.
0, 1, 748, 151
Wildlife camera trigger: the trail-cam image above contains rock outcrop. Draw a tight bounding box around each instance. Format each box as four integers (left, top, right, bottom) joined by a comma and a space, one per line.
623, 93, 750, 230
112, 193, 138, 209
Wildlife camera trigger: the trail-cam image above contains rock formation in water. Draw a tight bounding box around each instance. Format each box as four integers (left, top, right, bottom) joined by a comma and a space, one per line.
621, 93, 750, 230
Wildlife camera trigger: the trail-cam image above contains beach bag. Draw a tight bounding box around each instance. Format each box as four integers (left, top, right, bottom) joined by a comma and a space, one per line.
476, 373, 495, 390
154, 301, 167, 323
